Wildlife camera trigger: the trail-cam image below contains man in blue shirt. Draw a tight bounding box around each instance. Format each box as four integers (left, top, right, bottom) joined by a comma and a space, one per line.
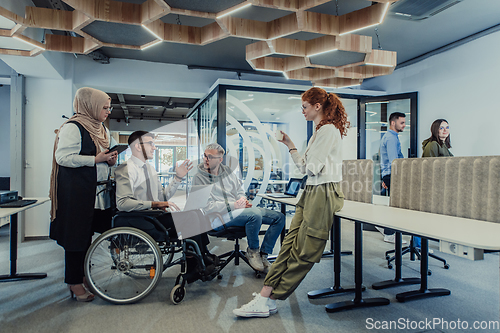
380, 112, 406, 242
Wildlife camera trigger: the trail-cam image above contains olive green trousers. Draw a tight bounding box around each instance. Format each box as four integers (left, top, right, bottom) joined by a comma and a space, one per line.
263, 182, 344, 300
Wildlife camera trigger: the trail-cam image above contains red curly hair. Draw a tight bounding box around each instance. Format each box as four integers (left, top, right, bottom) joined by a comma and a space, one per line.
301, 87, 350, 137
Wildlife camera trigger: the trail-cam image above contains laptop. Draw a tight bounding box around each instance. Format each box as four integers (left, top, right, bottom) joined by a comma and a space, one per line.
182, 184, 214, 211
171, 184, 214, 240
267, 178, 303, 198
0, 199, 38, 208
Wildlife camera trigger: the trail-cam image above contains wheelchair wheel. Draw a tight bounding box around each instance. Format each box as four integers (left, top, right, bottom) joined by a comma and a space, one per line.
85, 227, 163, 304
170, 284, 186, 304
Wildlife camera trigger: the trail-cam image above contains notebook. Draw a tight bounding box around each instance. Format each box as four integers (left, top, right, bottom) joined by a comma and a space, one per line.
267, 178, 303, 198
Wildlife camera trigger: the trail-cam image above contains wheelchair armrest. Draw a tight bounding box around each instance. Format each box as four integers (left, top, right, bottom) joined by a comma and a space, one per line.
112, 210, 169, 236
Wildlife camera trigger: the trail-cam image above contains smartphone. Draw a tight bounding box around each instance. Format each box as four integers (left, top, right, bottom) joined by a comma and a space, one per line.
107, 145, 128, 154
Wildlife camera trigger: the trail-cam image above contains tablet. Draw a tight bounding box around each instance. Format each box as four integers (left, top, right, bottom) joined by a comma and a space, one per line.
107, 145, 128, 154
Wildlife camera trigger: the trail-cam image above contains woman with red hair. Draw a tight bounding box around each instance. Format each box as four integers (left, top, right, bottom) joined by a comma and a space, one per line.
234, 87, 349, 318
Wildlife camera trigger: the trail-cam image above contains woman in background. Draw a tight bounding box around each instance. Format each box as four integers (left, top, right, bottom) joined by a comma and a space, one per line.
422, 119, 453, 157
49, 87, 117, 302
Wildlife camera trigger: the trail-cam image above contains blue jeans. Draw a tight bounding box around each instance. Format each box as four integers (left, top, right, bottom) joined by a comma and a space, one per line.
215, 207, 285, 254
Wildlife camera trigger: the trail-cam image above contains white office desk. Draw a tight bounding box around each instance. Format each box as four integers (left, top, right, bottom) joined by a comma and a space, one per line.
338, 201, 500, 251
325, 200, 500, 312
0, 197, 50, 282
259, 196, 500, 312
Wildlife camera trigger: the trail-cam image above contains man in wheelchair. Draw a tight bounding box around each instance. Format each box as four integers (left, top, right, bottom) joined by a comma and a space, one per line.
114, 131, 219, 283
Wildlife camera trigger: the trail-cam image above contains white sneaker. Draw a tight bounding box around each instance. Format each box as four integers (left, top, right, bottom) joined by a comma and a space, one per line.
267, 296, 278, 315
246, 248, 265, 271
383, 234, 408, 245
261, 254, 271, 272
233, 293, 270, 318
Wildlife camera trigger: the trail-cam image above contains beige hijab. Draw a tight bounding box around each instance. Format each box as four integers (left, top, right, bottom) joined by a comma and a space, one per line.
49, 87, 111, 221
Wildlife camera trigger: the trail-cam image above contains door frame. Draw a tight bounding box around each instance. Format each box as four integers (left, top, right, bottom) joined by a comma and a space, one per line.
359, 92, 418, 159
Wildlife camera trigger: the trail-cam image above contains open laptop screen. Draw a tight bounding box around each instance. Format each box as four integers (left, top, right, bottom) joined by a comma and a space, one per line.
284, 178, 303, 196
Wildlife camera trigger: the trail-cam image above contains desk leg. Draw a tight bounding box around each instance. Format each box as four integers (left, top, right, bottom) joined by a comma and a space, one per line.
0, 213, 47, 282
267, 202, 287, 262
372, 232, 420, 290
325, 221, 390, 312
395, 238, 450, 302
308, 216, 358, 299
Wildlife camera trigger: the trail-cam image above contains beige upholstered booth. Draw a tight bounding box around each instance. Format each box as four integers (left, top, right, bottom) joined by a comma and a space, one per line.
341, 159, 373, 204
390, 156, 500, 223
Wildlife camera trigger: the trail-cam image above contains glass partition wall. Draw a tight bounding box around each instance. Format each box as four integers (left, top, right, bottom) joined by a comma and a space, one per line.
187, 83, 362, 204
360, 92, 418, 195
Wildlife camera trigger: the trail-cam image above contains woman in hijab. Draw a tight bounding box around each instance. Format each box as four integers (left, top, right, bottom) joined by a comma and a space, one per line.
49, 87, 118, 302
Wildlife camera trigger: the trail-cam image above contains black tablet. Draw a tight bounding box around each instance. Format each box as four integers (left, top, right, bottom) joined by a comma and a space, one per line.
107, 145, 128, 154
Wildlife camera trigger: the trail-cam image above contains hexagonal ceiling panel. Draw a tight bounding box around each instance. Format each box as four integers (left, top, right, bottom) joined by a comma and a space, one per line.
165, 0, 245, 13
82, 21, 156, 46
309, 50, 366, 67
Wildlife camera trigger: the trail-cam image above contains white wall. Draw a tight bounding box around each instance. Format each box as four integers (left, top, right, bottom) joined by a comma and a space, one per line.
362, 30, 500, 157
24, 78, 73, 237
0, 84, 10, 176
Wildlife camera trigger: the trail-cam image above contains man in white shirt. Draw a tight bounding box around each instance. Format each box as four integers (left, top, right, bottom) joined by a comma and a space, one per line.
115, 131, 217, 282
115, 131, 188, 212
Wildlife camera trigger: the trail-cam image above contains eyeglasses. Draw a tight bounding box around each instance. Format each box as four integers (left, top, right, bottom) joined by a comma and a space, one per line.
140, 141, 156, 147
439, 126, 450, 130
103, 106, 113, 112
203, 153, 222, 160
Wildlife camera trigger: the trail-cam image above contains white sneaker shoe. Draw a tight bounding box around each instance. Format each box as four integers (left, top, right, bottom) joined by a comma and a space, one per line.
261, 254, 271, 272
245, 248, 265, 271
233, 293, 270, 318
267, 296, 278, 315
383, 234, 408, 245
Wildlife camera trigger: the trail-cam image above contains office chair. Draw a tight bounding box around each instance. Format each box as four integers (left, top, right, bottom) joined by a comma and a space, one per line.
208, 221, 265, 278
385, 236, 449, 275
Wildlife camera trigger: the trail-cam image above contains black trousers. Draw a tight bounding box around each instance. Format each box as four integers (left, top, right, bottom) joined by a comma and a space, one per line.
382, 175, 395, 236
156, 213, 210, 253
64, 208, 113, 284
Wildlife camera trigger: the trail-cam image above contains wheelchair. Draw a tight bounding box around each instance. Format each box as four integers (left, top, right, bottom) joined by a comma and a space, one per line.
84, 209, 221, 305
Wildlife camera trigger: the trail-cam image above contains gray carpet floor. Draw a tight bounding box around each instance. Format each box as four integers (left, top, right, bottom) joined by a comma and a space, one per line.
1, 219, 499, 333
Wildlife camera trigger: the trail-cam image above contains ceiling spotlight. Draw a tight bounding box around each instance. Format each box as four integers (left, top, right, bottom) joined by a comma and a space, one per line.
141, 95, 146, 99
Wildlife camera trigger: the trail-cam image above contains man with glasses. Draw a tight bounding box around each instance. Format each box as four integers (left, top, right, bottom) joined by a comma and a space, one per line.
193, 143, 285, 272
115, 131, 218, 282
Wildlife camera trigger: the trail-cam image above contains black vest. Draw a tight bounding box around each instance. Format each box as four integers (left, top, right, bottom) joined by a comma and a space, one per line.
49, 121, 99, 251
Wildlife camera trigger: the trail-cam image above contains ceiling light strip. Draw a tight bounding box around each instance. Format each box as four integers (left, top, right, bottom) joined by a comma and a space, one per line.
380, 3, 390, 23
339, 22, 379, 36
142, 40, 162, 50
308, 49, 338, 57
217, 3, 252, 19
142, 24, 162, 40
365, 63, 394, 67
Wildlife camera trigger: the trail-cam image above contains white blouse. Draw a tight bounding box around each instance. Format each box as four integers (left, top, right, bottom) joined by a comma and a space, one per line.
290, 124, 343, 185
55, 122, 117, 210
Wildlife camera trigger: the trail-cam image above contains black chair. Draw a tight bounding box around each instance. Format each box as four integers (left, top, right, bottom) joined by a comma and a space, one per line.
385, 235, 449, 275
208, 220, 264, 278
0, 177, 9, 190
